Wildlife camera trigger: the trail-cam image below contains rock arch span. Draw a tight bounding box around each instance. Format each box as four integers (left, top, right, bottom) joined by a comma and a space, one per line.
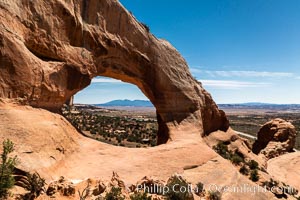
0, 0, 228, 143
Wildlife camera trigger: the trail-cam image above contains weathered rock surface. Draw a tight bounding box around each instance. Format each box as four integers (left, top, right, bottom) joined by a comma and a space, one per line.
1, 102, 292, 200
0, 0, 228, 142
1, 1, 294, 199
267, 152, 300, 192
46, 177, 76, 197
0, 102, 216, 182
252, 118, 297, 159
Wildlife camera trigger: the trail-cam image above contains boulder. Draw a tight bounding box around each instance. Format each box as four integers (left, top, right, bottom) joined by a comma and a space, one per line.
110, 171, 126, 189
92, 181, 106, 196
46, 177, 76, 197
252, 118, 297, 159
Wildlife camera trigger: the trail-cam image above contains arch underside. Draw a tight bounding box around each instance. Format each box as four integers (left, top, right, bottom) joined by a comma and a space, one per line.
0, 0, 229, 143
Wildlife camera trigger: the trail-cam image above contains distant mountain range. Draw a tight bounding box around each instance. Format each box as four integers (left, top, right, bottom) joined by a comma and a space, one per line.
94, 99, 153, 107
218, 103, 300, 110
94, 100, 300, 109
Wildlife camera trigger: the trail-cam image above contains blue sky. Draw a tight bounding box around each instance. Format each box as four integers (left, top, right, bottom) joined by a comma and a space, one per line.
75, 0, 300, 104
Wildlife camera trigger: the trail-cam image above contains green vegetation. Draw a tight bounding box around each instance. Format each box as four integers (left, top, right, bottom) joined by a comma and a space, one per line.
22, 172, 46, 200
262, 178, 278, 188
247, 160, 259, 170
194, 182, 204, 195
246, 160, 260, 181
213, 142, 261, 182
0, 140, 46, 200
105, 186, 125, 200
130, 191, 151, 200
62, 105, 158, 148
263, 179, 299, 197
231, 153, 244, 165
213, 142, 245, 165
164, 175, 193, 200
239, 164, 249, 175
212, 142, 231, 160
208, 190, 222, 200
250, 169, 259, 182
227, 112, 300, 149
281, 183, 298, 196
0, 139, 18, 198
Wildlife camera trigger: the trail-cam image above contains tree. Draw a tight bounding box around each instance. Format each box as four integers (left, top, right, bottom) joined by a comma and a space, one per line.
239, 164, 249, 175
248, 160, 259, 170
0, 139, 18, 198
250, 169, 259, 182
21, 172, 46, 200
105, 186, 125, 200
130, 191, 151, 200
165, 175, 193, 200
194, 182, 204, 196
208, 190, 222, 200
213, 142, 231, 160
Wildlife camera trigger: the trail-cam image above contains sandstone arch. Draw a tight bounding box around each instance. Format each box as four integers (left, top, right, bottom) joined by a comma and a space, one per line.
0, 0, 229, 143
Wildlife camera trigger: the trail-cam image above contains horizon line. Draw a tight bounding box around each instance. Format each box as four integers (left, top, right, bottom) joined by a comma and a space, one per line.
73, 99, 300, 106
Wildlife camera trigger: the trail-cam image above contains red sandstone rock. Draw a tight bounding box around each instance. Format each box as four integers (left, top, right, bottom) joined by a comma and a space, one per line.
0, 0, 228, 142
252, 118, 297, 159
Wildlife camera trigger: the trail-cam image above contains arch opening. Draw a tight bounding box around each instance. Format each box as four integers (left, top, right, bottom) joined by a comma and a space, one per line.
62, 76, 165, 148
0, 0, 230, 151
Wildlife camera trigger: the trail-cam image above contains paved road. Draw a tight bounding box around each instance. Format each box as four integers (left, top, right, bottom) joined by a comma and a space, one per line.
235, 131, 257, 140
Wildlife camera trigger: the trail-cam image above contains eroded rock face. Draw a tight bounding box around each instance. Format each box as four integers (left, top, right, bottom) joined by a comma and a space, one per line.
46, 177, 76, 197
252, 118, 297, 159
0, 0, 228, 142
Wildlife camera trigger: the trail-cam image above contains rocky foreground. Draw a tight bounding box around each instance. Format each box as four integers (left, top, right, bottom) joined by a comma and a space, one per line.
0, 0, 299, 199
1, 101, 299, 199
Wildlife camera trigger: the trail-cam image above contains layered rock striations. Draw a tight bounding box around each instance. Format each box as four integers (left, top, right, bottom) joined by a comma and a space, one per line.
0, 0, 228, 142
